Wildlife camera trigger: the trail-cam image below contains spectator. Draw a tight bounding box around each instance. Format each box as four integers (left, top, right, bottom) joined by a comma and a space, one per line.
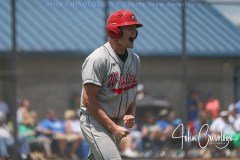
129, 123, 142, 153
233, 115, 240, 132
37, 109, 67, 158
64, 109, 84, 159
204, 93, 220, 121
210, 111, 235, 135
228, 104, 240, 125
18, 113, 36, 158
0, 96, 9, 120
169, 109, 182, 127
210, 111, 236, 157
141, 111, 158, 150
19, 113, 37, 142
17, 99, 32, 124
187, 91, 202, 122
0, 111, 14, 159
155, 109, 174, 142
232, 111, 240, 149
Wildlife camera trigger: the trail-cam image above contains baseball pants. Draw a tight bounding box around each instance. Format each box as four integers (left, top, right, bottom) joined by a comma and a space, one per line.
79, 108, 122, 160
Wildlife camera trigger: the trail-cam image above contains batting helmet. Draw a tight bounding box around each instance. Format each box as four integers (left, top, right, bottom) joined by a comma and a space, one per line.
106, 9, 143, 39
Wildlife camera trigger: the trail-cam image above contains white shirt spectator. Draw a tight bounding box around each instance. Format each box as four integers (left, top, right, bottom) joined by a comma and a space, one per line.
0, 111, 11, 139
233, 117, 240, 132
229, 114, 240, 125
210, 117, 235, 135
0, 126, 12, 139
17, 107, 25, 124
68, 120, 82, 135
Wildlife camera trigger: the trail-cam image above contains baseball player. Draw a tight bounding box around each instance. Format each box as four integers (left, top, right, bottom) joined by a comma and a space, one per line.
79, 9, 143, 160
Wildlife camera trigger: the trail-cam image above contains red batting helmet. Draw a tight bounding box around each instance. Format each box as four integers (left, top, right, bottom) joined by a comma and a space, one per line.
106, 9, 143, 39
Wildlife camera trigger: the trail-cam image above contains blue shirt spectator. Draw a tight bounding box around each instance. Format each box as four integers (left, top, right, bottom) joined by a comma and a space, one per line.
187, 91, 202, 121
39, 119, 65, 134
37, 109, 67, 158
156, 120, 170, 130
38, 109, 65, 137
187, 99, 199, 121
156, 109, 171, 130
171, 118, 182, 127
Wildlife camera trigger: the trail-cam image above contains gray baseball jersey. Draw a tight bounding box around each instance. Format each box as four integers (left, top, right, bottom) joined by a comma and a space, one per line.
81, 42, 140, 119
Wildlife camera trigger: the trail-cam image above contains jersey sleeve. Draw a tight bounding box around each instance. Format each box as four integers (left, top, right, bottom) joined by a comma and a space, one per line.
81, 53, 107, 86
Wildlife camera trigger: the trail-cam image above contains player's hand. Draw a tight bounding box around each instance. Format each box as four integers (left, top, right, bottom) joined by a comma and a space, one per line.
123, 115, 135, 128
113, 125, 129, 139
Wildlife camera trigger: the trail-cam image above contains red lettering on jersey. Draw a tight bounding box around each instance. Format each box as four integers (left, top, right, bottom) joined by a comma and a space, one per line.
108, 72, 120, 88
112, 83, 138, 95
108, 72, 137, 95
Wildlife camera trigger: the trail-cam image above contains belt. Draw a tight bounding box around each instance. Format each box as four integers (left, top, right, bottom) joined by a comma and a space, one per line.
79, 107, 123, 125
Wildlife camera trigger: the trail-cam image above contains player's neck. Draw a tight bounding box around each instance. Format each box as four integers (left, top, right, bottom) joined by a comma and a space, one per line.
109, 39, 126, 55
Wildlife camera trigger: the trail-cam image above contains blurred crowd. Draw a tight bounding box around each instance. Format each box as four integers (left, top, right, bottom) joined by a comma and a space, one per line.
0, 97, 89, 160
116, 87, 240, 159
1, 87, 240, 159
184, 91, 240, 159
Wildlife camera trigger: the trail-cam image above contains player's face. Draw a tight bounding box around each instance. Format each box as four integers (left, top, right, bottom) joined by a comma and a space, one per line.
118, 25, 137, 49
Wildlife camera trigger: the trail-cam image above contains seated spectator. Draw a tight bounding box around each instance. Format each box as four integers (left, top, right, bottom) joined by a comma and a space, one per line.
19, 112, 37, 142
210, 111, 236, 156
37, 109, 67, 158
233, 114, 240, 132
169, 109, 182, 127
0, 96, 9, 121
155, 109, 174, 142
168, 109, 184, 147
64, 109, 84, 159
129, 123, 142, 153
141, 109, 174, 152
18, 113, 36, 159
0, 111, 14, 159
17, 99, 32, 124
141, 111, 158, 150
210, 111, 235, 135
232, 117, 240, 149
187, 91, 202, 122
228, 104, 240, 124
204, 93, 220, 121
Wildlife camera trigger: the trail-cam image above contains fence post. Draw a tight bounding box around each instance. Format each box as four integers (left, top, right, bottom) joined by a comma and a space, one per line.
11, 0, 18, 159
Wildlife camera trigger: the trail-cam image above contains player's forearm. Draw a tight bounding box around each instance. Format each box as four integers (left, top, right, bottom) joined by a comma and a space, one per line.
85, 100, 118, 133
